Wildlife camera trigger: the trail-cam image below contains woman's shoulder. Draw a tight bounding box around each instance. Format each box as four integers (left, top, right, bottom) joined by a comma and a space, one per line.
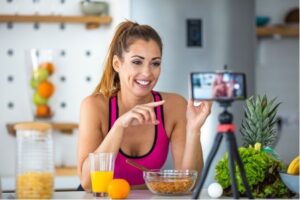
80, 93, 109, 111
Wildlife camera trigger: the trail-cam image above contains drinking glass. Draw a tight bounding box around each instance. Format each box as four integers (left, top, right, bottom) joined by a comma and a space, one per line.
89, 152, 115, 197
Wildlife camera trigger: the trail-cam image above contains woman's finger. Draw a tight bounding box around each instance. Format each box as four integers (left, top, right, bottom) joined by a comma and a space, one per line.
130, 110, 145, 125
141, 106, 157, 123
144, 100, 165, 107
135, 106, 158, 124
133, 107, 152, 122
202, 101, 213, 114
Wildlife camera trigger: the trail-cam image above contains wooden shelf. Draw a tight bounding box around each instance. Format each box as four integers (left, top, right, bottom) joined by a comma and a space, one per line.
256, 25, 299, 38
6, 122, 78, 136
55, 166, 77, 176
0, 14, 112, 29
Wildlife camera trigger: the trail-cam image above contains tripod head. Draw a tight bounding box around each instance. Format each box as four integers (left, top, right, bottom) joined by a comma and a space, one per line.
217, 100, 233, 124
216, 100, 236, 133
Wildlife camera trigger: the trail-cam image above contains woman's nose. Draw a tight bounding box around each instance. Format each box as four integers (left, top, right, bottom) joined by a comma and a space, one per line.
141, 65, 152, 75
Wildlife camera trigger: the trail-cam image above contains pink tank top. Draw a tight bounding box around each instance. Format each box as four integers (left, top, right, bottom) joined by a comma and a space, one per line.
109, 91, 169, 185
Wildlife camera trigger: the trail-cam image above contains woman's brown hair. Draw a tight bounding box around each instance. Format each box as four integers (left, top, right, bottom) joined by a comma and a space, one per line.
93, 20, 163, 97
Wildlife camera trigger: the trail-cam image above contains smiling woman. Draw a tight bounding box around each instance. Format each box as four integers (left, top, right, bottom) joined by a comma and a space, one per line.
77, 20, 212, 192
95, 21, 163, 97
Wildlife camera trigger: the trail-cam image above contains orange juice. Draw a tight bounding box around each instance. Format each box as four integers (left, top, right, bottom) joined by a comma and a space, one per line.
91, 171, 114, 193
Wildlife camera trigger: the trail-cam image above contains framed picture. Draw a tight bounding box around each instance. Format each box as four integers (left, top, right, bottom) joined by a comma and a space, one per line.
187, 19, 202, 47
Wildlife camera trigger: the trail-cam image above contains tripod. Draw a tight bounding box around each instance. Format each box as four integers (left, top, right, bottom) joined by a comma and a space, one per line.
193, 101, 253, 199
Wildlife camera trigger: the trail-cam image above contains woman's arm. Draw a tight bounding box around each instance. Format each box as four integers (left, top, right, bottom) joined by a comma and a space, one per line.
169, 95, 211, 172
184, 100, 212, 170
77, 95, 125, 190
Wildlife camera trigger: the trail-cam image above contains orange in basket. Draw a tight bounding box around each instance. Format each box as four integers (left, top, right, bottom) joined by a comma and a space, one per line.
36, 105, 50, 117
38, 81, 54, 98
107, 179, 130, 199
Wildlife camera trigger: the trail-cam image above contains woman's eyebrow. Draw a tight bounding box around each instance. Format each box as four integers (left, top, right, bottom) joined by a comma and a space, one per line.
152, 57, 161, 60
131, 55, 161, 60
131, 55, 144, 59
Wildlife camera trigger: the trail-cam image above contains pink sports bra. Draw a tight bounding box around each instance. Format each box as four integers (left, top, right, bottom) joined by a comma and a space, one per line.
109, 91, 169, 185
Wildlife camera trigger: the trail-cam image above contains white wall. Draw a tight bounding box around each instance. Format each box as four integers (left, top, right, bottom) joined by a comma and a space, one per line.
255, 0, 299, 164
131, 0, 255, 186
0, 0, 130, 177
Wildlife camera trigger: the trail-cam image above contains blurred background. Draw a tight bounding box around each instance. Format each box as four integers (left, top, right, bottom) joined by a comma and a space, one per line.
0, 0, 298, 191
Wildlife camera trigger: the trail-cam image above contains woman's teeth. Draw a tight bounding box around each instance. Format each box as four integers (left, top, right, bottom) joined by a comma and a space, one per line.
136, 80, 150, 86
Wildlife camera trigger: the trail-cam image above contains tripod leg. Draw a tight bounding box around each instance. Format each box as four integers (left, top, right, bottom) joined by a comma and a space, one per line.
192, 133, 223, 199
229, 134, 253, 199
225, 133, 239, 199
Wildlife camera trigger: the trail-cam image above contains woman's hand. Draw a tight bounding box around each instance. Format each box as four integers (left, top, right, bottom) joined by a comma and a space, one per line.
186, 100, 212, 132
115, 100, 165, 128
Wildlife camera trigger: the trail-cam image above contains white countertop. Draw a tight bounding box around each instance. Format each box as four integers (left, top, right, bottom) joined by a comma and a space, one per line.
1, 190, 211, 199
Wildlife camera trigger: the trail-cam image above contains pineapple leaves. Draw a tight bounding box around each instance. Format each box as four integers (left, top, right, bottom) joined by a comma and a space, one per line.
262, 97, 276, 118
246, 97, 255, 115
269, 103, 281, 123
240, 95, 281, 148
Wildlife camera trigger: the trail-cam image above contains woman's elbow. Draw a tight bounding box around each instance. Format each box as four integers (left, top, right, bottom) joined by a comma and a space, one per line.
77, 164, 91, 191
80, 175, 91, 191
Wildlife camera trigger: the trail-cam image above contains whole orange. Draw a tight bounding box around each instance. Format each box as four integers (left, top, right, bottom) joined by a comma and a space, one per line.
37, 81, 54, 98
36, 105, 50, 117
107, 179, 130, 199
40, 62, 55, 75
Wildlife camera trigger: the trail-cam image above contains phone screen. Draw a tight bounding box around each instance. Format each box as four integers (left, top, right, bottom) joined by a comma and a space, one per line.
190, 72, 246, 101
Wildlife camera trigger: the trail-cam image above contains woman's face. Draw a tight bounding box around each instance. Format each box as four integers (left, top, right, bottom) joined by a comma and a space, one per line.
215, 74, 223, 83
113, 39, 161, 97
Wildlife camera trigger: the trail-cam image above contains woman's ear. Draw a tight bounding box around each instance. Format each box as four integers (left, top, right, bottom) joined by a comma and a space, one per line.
112, 55, 121, 72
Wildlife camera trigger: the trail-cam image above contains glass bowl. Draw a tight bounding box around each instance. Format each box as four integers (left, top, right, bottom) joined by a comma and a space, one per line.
143, 169, 198, 195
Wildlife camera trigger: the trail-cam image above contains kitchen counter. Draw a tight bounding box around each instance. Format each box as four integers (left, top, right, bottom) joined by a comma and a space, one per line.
2, 190, 210, 199
2, 190, 299, 199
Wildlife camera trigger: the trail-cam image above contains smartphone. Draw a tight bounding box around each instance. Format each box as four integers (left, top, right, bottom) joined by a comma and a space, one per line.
190, 72, 246, 101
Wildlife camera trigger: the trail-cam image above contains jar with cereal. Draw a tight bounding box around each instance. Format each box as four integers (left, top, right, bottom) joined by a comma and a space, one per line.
14, 122, 54, 199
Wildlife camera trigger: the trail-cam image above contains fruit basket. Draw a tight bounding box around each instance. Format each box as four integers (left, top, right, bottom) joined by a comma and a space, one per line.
27, 49, 55, 119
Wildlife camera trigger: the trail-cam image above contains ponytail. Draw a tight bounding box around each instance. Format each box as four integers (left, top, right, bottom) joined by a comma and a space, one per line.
93, 20, 163, 97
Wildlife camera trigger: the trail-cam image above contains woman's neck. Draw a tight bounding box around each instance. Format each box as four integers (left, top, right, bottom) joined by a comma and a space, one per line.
117, 91, 153, 112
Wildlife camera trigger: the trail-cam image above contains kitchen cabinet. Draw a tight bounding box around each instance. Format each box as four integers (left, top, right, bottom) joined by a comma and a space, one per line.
0, 14, 112, 29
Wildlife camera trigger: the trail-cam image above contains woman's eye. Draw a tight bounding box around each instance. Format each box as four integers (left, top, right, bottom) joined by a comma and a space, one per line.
132, 60, 142, 65
152, 62, 161, 67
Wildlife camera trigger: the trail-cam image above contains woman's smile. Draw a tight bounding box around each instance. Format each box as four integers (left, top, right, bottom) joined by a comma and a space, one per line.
135, 79, 151, 88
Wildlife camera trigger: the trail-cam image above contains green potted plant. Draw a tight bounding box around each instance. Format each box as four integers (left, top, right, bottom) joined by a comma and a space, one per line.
214, 95, 294, 198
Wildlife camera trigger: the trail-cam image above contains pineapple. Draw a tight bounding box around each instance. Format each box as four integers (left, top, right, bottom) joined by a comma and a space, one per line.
240, 95, 281, 147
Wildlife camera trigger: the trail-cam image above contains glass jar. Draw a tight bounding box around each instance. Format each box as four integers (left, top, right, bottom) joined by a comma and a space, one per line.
15, 122, 54, 199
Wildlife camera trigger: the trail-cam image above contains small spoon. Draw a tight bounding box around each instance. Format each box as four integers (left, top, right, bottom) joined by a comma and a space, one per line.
126, 159, 150, 172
